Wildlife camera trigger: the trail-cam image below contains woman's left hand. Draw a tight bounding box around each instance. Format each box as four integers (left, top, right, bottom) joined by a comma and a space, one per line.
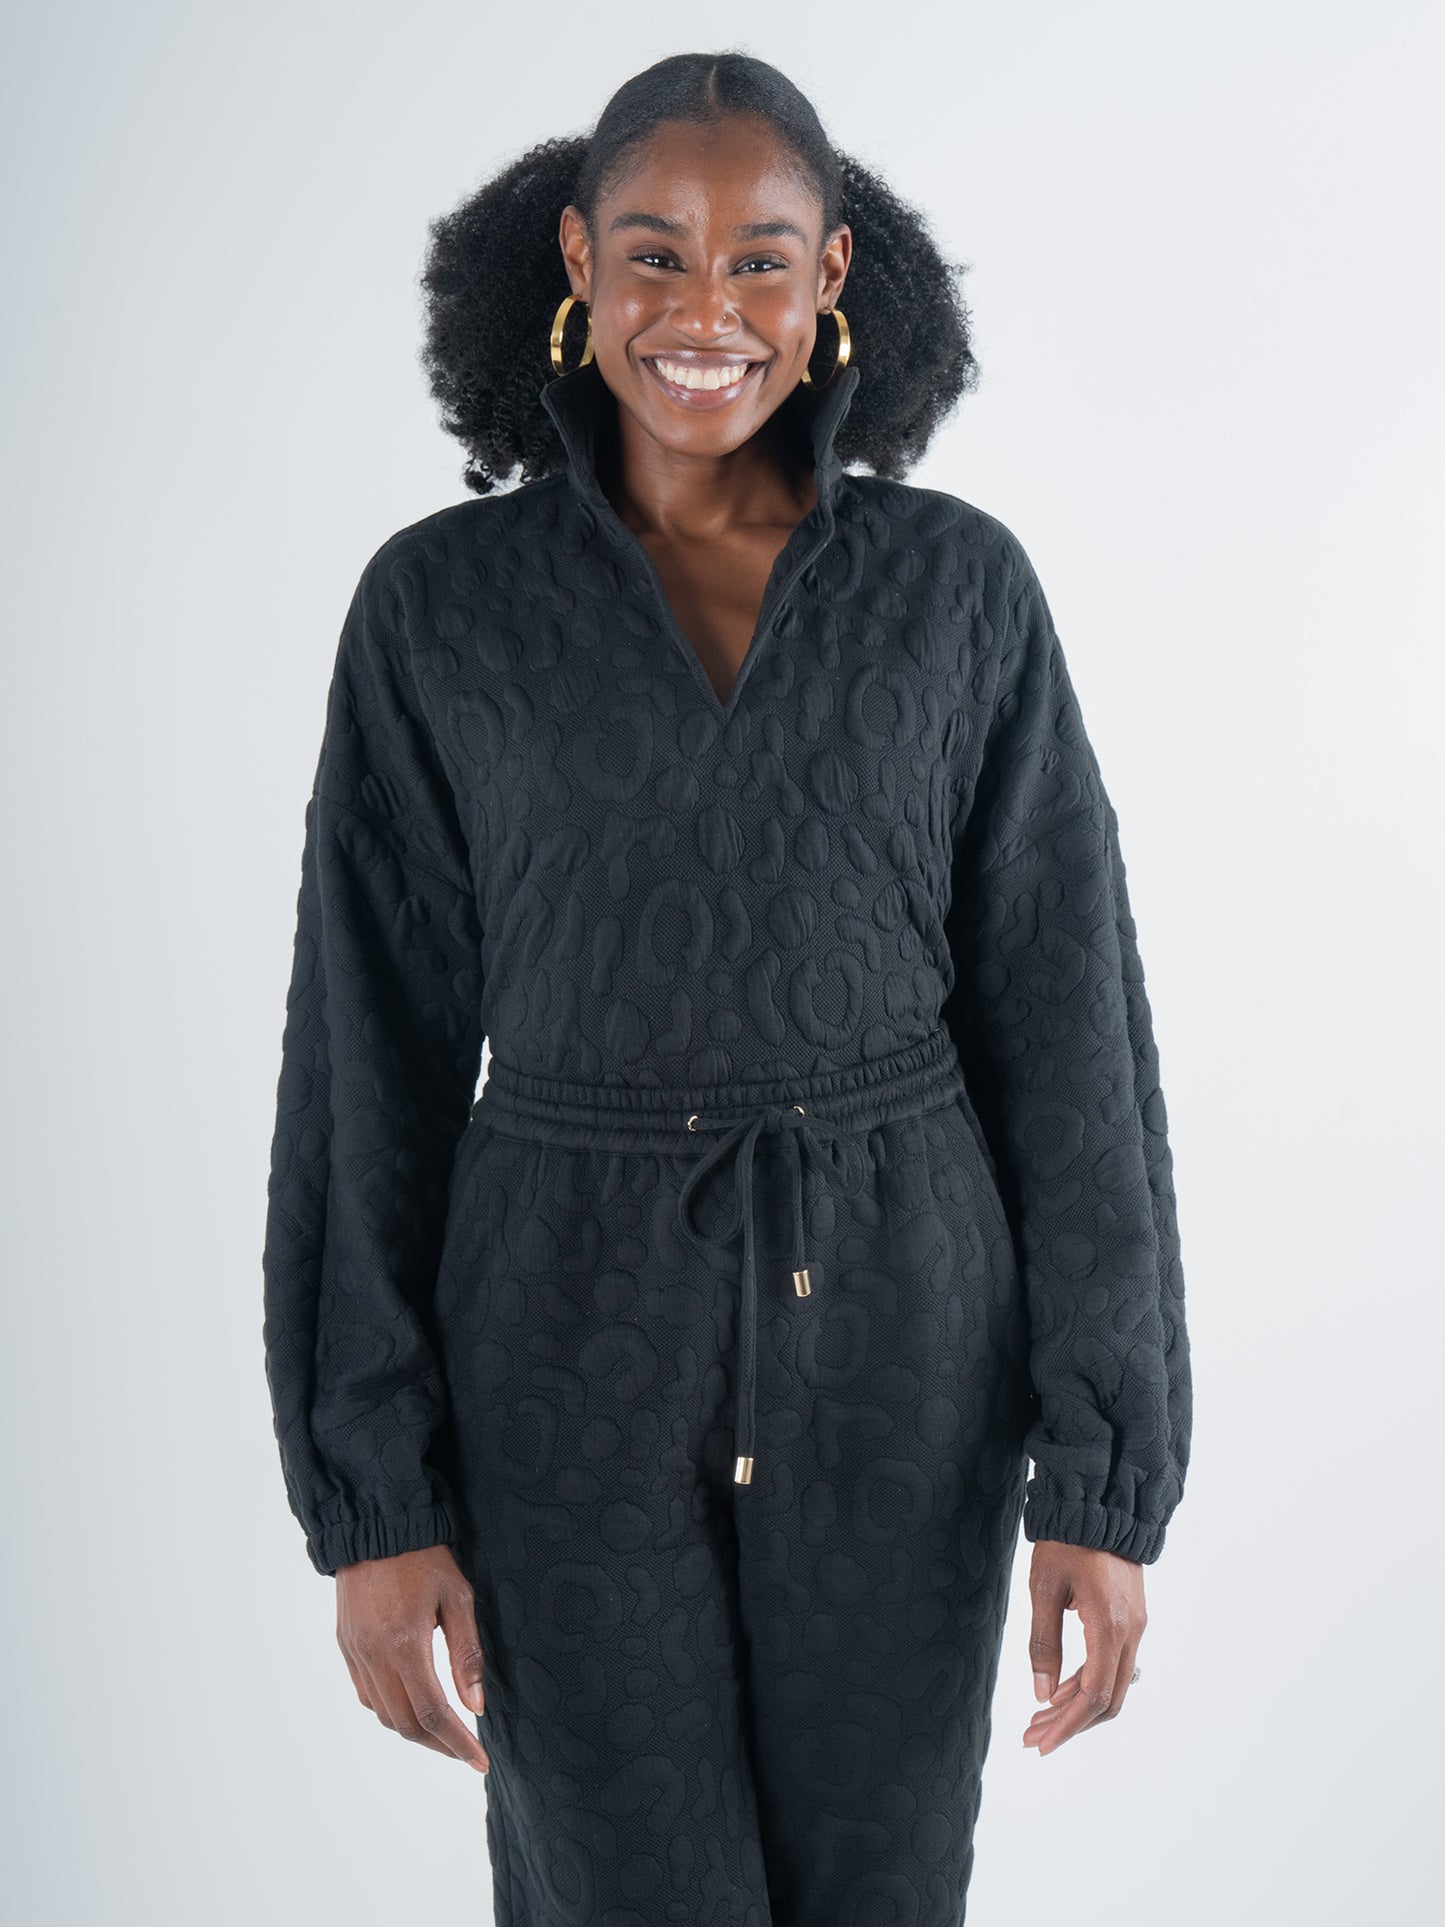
1022, 1541, 1147, 1755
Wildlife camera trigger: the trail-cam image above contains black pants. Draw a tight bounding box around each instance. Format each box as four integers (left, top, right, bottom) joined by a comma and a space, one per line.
437, 1031, 1030, 1925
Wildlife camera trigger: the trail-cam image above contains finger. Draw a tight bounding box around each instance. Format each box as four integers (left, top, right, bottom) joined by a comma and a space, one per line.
355, 1653, 415, 1739
1034, 1614, 1124, 1756
1104, 1622, 1146, 1720
440, 1580, 488, 1723
336, 1598, 377, 1713
349, 1622, 455, 1759
1023, 1669, 1083, 1726
1027, 1568, 1066, 1703
368, 1659, 458, 1759
1022, 1666, 1085, 1743
1034, 1627, 1142, 1744
340, 1630, 392, 1727
337, 1636, 375, 1713
389, 1634, 491, 1771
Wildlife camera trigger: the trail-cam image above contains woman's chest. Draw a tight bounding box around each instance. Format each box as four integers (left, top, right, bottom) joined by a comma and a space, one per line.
636, 517, 807, 711
402, 493, 1005, 904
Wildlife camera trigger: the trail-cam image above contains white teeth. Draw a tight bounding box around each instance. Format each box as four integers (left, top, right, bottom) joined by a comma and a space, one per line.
651, 358, 753, 392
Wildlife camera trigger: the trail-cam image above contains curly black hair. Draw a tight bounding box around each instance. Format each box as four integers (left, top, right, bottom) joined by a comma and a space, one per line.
418, 50, 979, 496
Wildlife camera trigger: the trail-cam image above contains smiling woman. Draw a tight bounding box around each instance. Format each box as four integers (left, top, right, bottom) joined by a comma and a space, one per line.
550, 113, 864, 711
262, 46, 1192, 1927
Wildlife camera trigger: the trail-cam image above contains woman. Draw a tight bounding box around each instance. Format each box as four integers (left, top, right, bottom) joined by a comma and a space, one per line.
262, 50, 1192, 1925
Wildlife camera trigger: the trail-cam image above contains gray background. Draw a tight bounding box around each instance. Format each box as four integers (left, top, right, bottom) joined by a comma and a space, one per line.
3, 2, 1438, 1921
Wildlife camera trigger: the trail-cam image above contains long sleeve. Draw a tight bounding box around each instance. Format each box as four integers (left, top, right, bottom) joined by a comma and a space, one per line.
940, 536, 1192, 1565
262, 541, 486, 1577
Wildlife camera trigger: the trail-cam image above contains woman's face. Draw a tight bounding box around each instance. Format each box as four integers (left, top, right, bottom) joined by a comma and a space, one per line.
558, 115, 851, 461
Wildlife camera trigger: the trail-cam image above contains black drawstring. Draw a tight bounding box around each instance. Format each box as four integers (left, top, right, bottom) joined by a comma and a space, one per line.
675, 1102, 867, 1485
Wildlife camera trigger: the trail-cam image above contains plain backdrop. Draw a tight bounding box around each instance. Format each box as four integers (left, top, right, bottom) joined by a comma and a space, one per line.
3, 2, 1440, 1922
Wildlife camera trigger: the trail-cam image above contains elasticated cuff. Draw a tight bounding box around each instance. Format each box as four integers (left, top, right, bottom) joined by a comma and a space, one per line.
307, 1501, 459, 1578
1023, 1491, 1169, 1566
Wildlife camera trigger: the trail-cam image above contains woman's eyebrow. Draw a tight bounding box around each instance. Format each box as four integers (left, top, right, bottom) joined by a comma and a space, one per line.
608, 211, 807, 243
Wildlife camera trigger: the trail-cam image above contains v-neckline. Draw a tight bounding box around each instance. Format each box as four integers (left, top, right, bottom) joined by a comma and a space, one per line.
591, 489, 829, 724
539, 359, 862, 725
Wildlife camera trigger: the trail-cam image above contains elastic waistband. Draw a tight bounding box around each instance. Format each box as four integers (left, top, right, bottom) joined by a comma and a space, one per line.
473, 1028, 966, 1154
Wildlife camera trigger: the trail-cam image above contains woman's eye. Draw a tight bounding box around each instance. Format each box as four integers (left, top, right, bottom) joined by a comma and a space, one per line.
627, 253, 789, 274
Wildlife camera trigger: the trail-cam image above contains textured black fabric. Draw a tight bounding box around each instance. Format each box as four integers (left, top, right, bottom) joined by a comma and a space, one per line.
261, 355, 1191, 1919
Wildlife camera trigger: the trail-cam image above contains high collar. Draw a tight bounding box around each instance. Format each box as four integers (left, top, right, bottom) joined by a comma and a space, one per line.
537, 356, 862, 518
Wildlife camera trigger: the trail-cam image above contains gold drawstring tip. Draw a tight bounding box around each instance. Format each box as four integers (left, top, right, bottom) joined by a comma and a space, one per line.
792, 1266, 812, 1297
733, 1454, 753, 1485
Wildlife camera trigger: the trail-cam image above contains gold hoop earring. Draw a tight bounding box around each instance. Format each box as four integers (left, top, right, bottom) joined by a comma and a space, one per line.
550, 293, 595, 376
800, 306, 851, 386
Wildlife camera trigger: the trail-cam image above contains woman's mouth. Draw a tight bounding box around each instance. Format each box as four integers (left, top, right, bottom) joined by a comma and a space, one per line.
642, 356, 767, 409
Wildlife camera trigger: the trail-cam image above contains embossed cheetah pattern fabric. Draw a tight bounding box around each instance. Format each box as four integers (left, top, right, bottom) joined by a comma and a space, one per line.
262, 356, 1191, 1924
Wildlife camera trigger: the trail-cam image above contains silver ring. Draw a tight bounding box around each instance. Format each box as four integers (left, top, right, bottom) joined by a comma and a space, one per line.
1130, 1666, 1142, 1684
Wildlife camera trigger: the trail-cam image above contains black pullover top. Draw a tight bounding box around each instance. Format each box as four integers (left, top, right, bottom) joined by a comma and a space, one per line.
262, 356, 1192, 1576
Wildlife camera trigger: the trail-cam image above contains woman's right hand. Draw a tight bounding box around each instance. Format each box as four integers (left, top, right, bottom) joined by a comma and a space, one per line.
335, 1545, 490, 1773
